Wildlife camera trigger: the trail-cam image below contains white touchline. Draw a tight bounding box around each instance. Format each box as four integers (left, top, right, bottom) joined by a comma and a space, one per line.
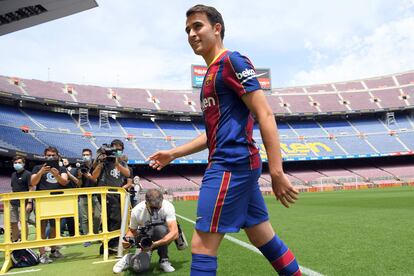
176, 213, 325, 276
92, 258, 119, 264
4, 269, 41, 275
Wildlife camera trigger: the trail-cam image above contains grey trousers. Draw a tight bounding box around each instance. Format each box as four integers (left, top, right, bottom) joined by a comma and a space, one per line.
78, 195, 101, 235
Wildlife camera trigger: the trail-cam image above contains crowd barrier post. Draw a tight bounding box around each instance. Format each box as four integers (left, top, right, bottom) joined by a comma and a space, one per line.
0, 187, 127, 275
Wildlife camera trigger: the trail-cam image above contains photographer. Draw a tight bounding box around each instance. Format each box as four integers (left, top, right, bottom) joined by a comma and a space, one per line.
31, 146, 68, 264
113, 189, 178, 274
60, 158, 77, 237
77, 149, 100, 247
10, 156, 33, 242
92, 139, 130, 252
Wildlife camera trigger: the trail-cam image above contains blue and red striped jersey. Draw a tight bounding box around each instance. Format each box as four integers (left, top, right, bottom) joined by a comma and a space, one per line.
200, 50, 261, 171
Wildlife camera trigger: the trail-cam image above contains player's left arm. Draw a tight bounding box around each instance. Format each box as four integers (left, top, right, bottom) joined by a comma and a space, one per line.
241, 90, 299, 208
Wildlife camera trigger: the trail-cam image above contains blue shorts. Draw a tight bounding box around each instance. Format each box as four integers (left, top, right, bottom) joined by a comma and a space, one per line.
195, 167, 269, 233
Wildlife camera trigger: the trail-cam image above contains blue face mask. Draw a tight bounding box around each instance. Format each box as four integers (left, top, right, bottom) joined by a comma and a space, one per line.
83, 155, 91, 162
14, 163, 24, 171
116, 150, 123, 157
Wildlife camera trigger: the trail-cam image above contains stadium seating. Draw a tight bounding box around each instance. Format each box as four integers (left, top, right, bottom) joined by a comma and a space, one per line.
23, 78, 72, 101
363, 76, 396, 89
0, 103, 412, 162
1, 70, 413, 115
150, 90, 194, 112
0, 75, 25, 95
69, 84, 118, 106
114, 87, 157, 110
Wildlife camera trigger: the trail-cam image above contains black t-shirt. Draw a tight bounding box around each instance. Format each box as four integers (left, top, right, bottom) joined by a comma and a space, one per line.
10, 169, 32, 206
32, 165, 67, 191
98, 161, 128, 187
63, 167, 79, 189
80, 165, 97, 188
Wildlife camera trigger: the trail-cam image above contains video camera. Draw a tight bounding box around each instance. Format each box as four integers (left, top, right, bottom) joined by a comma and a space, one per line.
97, 144, 117, 164
75, 161, 90, 174
124, 212, 165, 250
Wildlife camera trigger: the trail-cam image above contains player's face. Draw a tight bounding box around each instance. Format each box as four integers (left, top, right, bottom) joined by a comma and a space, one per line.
186, 13, 220, 57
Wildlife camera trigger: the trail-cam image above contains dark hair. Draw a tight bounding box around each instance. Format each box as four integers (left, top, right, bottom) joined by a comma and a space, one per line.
110, 139, 124, 150
12, 155, 25, 163
82, 148, 92, 155
186, 4, 225, 40
145, 189, 163, 208
44, 146, 59, 156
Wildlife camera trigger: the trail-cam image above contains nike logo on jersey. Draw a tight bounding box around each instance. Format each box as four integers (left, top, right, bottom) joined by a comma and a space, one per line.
236, 69, 267, 85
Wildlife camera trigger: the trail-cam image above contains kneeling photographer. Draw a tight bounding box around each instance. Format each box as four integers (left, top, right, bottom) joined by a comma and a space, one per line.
113, 189, 180, 274
92, 139, 130, 252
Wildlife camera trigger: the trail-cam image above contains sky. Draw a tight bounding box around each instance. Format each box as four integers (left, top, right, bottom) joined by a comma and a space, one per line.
1, 0, 414, 89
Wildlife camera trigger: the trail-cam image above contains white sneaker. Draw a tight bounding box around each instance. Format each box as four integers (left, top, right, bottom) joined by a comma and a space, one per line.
159, 259, 175, 273
40, 254, 53, 264
113, 254, 131, 274
50, 249, 64, 258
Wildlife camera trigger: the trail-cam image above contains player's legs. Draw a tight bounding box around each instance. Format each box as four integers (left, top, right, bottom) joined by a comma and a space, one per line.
243, 175, 301, 275
191, 230, 223, 276
244, 211, 301, 275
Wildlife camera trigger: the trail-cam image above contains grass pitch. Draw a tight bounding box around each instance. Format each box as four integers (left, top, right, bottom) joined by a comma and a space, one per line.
2, 186, 413, 275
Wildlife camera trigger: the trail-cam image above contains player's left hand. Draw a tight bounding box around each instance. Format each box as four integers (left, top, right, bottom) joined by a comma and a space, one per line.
271, 173, 299, 208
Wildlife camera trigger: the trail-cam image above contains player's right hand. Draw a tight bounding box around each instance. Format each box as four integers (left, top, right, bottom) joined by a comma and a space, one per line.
271, 172, 299, 208
146, 150, 175, 171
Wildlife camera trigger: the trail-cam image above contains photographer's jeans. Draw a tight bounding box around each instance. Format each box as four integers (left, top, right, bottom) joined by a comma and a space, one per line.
151, 224, 169, 261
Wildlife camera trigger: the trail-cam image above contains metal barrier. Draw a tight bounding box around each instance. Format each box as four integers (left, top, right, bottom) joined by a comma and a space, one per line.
0, 187, 128, 274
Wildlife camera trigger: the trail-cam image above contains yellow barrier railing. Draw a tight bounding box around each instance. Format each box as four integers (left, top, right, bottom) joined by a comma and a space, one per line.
0, 187, 127, 274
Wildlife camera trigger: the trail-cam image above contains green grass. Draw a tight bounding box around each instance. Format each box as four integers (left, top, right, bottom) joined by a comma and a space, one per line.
2, 187, 414, 275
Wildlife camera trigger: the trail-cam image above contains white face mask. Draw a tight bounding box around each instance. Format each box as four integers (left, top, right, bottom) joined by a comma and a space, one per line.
13, 163, 24, 171
83, 155, 91, 161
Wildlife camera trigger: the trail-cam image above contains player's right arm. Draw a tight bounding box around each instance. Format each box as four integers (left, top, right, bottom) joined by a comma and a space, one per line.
147, 133, 207, 170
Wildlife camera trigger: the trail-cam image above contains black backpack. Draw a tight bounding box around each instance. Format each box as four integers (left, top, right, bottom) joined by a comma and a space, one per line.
11, 249, 40, 268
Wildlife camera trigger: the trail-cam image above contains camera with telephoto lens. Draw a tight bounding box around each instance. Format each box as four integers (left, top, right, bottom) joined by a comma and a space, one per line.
97, 144, 117, 164
76, 161, 90, 174
124, 212, 165, 250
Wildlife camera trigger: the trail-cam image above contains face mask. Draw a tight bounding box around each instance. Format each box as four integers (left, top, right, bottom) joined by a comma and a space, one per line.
83, 155, 91, 161
13, 163, 24, 171
116, 150, 123, 157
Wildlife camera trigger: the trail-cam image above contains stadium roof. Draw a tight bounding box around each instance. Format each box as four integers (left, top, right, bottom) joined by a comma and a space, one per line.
0, 0, 98, 36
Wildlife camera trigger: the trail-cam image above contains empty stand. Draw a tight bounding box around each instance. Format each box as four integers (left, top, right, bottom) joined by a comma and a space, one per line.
395, 72, 414, 86
22, 79, 72, 101
0, 76, 24, 95
150, 90, 194, 112
311, 94, 348, 112
364, 76, 396, 89
280, 95, 319, 113
341, 92, 378, 110
0, 125, 45, 154
305, 84, 335, 93
146, 174, 199, 191
113, 87, 156, 110
266, 95, 290, 113
0, 105, 39, 129
69, 84, 117, 106
371, 88, 407, 109
334, 81, 364, 91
